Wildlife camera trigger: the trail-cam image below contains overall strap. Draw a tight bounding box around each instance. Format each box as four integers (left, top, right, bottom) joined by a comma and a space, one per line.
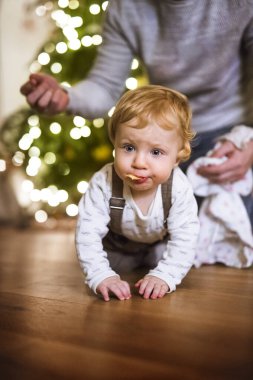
109, 166, 125, 235
109, 166, 174, 234
161, 170, 174, 230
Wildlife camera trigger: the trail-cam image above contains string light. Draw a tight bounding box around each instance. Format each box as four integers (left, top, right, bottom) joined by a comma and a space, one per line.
51, 62, 62, 74
19, 134, 33, 151
81, 126, 91, 137
89, 4, 101, 15
38, 52, 50, 65
69, 0, 79, 10
50, 122, 62, 134
12, 151, 25, 166
66, 204, 78, 216
30, 189, 41, 202
7, 0, 142, 224
56, 42, 68, 54
125, 77, 138, 90
29, 126, 41, 139
44, 152, 56, 165
102, 1, 109, 11
81, 35, 92, 47
93, 118, 104, 128
108, 106, 115, 117
0, 159, 6, 172
58, 0, 69, 8
73, 116, 86, 127
28, 115, 39, 127
77, 181, 89, 193
35, 210, 48, 223
70, 127, 82, 139
92, 35, 102, 45
36, 6, 47, 17
131, 58, 139, 70
28, 146, 40, 157
30, 61, 41, 73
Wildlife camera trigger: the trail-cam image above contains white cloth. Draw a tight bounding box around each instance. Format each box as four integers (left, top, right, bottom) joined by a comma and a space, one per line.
187, 157, 253, 268
76, 163, 199, 293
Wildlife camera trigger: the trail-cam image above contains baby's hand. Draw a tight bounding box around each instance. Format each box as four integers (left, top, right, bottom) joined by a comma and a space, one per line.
97, 275, 131, 302
135, 275, 169, 299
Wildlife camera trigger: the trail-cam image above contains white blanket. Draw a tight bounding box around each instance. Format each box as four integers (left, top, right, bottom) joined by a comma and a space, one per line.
187, 156, 253, 268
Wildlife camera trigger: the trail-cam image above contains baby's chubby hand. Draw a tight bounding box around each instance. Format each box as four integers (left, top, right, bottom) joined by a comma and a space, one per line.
135, 275, 169, 299
97, 275, 131, 302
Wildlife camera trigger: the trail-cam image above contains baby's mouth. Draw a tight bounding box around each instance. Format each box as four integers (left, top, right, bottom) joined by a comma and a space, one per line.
126, 174, 148, 184
126, 174, 142, 181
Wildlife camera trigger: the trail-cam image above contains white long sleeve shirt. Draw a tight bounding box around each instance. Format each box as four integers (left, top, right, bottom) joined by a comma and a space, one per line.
76, 163, 199, 293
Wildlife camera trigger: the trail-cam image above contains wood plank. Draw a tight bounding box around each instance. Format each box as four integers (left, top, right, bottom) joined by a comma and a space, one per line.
0, 227, 253, 380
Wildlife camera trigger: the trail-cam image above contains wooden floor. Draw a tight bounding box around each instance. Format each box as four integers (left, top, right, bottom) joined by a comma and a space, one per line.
0, 226, 252, 380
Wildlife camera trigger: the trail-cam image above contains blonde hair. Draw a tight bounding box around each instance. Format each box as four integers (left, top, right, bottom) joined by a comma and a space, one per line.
108, 85, 195, 162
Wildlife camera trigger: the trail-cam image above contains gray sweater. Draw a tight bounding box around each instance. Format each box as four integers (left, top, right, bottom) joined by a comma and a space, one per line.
68, 0, 253, 133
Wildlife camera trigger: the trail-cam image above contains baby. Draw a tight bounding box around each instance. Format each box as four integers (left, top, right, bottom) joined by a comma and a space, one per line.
76, 85, 199, 301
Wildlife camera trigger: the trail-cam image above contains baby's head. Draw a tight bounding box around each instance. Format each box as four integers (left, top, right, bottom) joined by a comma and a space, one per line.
108, 85, 194, 162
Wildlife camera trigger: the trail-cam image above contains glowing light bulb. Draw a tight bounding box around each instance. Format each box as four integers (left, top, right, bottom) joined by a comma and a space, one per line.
22, 180, 34, 193
29, 146, 40, 157
81, 126, 91, 137
81, 36, 93, 47
36, 6, 47, 16
29, 61, 41, 73
51, 62, 62, 74
38, 52, 50, 65
70, 16, 83, 28
92, 35, 102, 45
29, 126, 41, 139
102, 1, 108, 11
19, 134, 33, 151
66, 204, 78, 216
108, 106, 115, 117
57, 190, 68, 202
30, 189, 41, 202
56, 42, 68, 54
69, 0, 79, 9
73, 116, 86, 127
93, 118, 104, 128
58, 0, 69, 8
0, 159, 6, 172
35, 210, 48, 223
12, 151, 25, 166
131, 58, 139, 70
28, 115, 39, 126
68, 39, 81, 50
89, 4, 100, 15
70, 127, 82, 140
44, 152, 56, 165
125, 77, 138, 90
50, 122, 62, 134
77, 181, 89, 193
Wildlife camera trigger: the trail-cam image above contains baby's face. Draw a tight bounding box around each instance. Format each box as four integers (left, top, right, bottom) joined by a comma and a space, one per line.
114, 121, 180, 196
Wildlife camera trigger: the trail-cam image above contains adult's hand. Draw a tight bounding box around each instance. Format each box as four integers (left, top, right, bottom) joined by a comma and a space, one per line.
197, 140, 253, 184
20, 73, 69, 115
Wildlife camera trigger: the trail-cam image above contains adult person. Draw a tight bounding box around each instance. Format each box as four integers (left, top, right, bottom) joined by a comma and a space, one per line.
20, 0, 253, 224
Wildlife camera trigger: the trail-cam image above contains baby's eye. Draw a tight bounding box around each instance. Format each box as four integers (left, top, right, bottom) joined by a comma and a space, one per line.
123, 144, 135, 152
151, 149, 162, 156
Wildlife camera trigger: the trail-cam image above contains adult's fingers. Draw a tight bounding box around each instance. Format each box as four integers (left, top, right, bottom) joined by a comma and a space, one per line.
20, 81, 35, 95
37, 89, 54, 110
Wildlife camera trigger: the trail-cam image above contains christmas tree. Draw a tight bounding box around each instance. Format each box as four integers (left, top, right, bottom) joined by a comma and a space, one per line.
0, 0, 146, 224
